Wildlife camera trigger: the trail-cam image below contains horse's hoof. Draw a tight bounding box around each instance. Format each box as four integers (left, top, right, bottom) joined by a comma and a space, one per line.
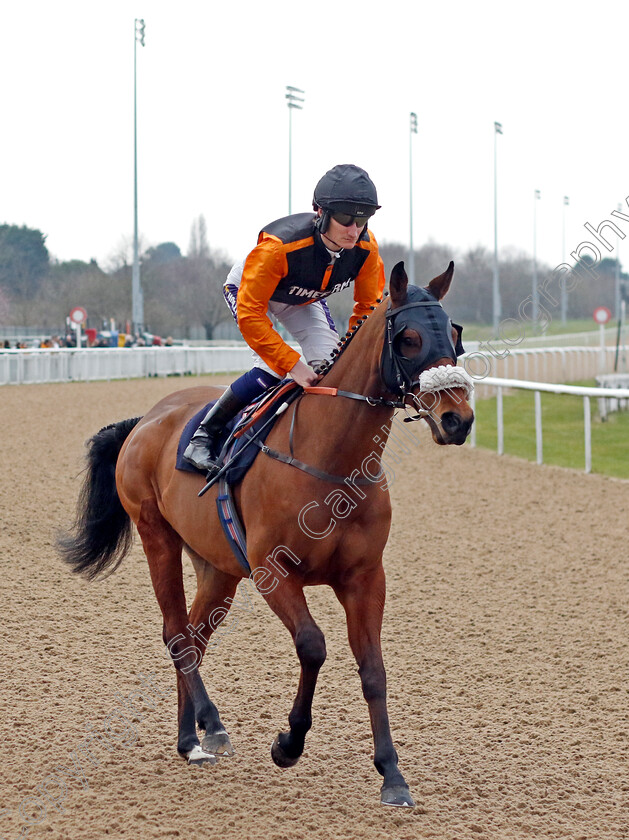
186, 745, 217, 767
381, 785, 416, 807
271, 734, 299, 768
202, 730, 235, 758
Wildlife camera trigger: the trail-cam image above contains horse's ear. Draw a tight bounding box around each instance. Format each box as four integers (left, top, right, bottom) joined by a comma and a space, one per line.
426, 261, 455, 301
389, 261, 408, 308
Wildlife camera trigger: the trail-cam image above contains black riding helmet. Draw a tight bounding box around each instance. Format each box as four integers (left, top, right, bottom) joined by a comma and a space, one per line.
313, 164, 381, 234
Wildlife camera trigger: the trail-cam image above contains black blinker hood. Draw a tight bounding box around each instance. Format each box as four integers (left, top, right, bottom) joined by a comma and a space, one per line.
380, 284, 465, 395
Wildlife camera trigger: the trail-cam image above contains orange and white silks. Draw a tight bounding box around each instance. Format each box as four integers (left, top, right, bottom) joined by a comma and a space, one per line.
234, 213, 385, 377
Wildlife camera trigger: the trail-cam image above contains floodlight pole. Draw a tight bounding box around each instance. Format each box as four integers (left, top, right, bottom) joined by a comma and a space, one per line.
561, 196, 569, 323
615, 203, 622, 321
409, 112, 418, 285
132, 18, 146, 337
532, 189, 541, 332
492, 121, 503, 334
286, 86, 305, 214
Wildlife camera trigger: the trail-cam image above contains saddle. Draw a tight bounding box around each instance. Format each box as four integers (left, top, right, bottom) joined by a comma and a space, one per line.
175, 379, 300, 485
176, 380, 302, 577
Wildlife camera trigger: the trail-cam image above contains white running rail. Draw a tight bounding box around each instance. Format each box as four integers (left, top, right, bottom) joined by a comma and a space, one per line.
2, 345, 628, 475
0, 346, 253, 386
1, 344, 624, 387
469, 377, 629, 474
466, 345, 626, 387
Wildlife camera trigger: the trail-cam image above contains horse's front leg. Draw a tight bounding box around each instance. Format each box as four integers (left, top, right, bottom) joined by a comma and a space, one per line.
335, 564, 415, 807
262, 578, 327, 768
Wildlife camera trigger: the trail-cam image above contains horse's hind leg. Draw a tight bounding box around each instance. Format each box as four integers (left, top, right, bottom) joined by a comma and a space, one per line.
335, 564, 415, 807
136, 498, 223, 765
262, 580, 327, 768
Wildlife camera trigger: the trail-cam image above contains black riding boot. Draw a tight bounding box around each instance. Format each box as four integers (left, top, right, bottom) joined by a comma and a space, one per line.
183, 386, 247, 474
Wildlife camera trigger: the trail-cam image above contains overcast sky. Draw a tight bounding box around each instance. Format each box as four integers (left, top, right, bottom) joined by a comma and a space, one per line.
2, 0, 627, 276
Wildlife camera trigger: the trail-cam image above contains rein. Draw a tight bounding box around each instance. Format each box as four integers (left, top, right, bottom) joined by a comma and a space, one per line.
255, 380, 438, 486
255, 389, 387, 485
201, 294, 473, 493
303, 385, 403, 409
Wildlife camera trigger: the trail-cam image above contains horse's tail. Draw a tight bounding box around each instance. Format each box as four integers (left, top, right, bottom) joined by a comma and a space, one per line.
58, 417, 143, 581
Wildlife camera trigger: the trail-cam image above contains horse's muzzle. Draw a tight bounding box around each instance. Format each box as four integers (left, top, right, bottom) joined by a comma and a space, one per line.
437, 410, 474, 445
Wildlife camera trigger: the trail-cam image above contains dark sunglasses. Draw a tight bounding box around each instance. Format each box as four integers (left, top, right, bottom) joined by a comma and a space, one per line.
330, 211, 373, 228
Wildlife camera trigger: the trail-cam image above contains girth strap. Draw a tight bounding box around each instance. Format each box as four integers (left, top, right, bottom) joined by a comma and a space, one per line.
254, 438, 373, 485
201, 381, 399, 497
254, 394, 375, 484
216, 480, 251, 574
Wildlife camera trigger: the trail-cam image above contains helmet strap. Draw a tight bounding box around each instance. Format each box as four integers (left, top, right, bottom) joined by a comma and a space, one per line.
315, 207, 369, 243
321, 231, 345, 253
314, 207, 330, 235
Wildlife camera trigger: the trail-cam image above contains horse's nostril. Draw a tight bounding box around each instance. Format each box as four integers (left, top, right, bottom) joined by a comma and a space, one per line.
441, 412, 462, 436
441, 412, 473, 442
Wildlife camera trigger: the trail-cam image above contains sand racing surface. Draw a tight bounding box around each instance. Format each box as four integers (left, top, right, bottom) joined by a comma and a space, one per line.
1, 375, 628, 840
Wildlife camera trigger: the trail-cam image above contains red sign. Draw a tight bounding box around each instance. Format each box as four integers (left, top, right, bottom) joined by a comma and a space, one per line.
593, 306, 612, 325
69, 306, 87, 325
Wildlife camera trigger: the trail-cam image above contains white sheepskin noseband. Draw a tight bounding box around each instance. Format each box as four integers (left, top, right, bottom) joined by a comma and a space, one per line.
418, 365, 474, 399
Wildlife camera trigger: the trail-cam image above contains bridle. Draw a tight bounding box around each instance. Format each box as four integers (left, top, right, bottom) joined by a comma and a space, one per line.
200, 293, 471, 495
381, 289, 464, 385
262, 296, 471, 485
303, 291, 468, 417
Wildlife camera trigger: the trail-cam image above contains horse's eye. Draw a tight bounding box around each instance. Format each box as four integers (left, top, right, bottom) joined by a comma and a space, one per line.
397, 332, 421, 357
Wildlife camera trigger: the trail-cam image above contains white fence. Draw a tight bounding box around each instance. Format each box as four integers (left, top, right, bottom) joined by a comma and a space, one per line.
3, 343, 628, 476
469, 377, 629, 474
0, 346, 253, 386
2, 343, 625, 388
596, 373, 629, 419
468, 345, 628, 390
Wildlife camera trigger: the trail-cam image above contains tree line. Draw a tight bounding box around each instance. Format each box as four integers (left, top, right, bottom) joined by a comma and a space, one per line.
0, 218, 626, 339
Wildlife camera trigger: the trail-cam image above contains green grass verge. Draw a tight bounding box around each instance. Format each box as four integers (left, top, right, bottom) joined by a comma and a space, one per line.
472, 380, 629, 479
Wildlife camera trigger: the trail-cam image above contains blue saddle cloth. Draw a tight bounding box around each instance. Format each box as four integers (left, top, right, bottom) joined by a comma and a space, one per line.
176, 383, 302, 574
176, 403, 230, 474
175, 401, 277, 486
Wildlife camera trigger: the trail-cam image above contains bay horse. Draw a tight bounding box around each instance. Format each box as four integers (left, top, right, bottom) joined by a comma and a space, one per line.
59, 261, 474, 808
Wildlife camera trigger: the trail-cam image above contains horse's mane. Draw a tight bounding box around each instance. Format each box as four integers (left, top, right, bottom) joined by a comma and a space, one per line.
313, 293, 387, 378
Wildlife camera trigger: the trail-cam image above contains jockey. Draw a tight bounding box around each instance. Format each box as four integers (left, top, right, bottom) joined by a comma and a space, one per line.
183, 163, 386, 474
